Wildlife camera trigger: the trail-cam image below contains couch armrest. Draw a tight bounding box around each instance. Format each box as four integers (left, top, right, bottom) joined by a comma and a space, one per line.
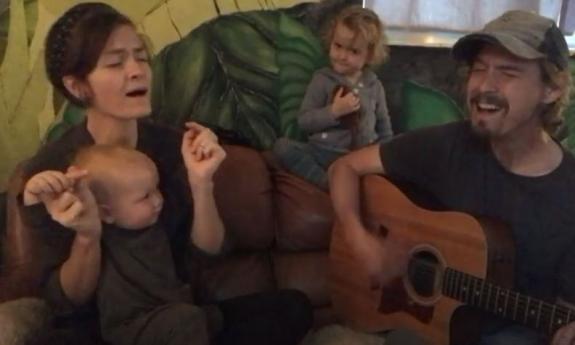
1, 162, 41, 301
0, 298, 52, 345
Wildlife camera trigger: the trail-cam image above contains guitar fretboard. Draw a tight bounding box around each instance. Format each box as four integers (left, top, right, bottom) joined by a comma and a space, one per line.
442, 268, 574, 334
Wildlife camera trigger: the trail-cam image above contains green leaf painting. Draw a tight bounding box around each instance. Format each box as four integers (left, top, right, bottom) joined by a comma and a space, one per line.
277, 12, 328, 141
152, 8, 328, 149
399, 80, 463, 132
152, 10, 280, 149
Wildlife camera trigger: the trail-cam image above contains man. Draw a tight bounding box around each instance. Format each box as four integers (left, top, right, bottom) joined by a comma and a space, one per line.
329, 10, 575, 345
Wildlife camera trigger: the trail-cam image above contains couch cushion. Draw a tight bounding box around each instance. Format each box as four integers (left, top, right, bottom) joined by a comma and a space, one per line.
262, 151, 333, 251
0, 298, 51, 345
270, 162, 333, 251
273, 251, 330, 308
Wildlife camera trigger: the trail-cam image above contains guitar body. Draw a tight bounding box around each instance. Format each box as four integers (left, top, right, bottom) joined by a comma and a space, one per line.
329, 175, 515, 345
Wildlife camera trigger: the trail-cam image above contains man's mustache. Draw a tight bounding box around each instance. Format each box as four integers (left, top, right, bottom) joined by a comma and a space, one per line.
469, 91, 509, 110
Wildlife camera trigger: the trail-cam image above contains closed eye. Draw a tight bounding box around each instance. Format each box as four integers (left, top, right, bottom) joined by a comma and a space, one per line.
106, 61, 123, 68
135, 51, 149, 62
499, 67, 522, 77
470, 64, 486, 73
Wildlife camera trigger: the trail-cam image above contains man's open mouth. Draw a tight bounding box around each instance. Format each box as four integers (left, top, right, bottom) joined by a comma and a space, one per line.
476, 102, 502, 113
470, 92, 508, 114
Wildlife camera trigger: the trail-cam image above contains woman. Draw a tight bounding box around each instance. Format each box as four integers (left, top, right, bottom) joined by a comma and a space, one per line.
21, 3, 311, 344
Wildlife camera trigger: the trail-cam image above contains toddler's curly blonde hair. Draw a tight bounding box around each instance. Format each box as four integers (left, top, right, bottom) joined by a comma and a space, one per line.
324, 5, 389, 67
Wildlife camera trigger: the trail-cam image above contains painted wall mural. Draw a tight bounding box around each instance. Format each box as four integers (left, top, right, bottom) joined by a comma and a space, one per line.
0, 0, 322, 191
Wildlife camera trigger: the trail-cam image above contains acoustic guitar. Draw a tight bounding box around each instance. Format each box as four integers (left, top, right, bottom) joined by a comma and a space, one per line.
329, 175, 574, 345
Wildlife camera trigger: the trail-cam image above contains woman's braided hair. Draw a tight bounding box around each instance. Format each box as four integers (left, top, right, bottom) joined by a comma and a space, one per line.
44, 2, 132, 107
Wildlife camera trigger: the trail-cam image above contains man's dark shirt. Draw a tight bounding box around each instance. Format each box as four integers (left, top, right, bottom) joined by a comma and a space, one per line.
380, 121, 575, 303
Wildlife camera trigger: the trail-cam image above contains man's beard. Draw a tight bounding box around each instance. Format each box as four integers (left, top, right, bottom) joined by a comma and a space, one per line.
470, 121, 490, 138
467, 91, 547, 139
467, 91, 509, 138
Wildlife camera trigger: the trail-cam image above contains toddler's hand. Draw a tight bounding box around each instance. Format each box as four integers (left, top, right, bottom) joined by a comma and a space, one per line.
331, 87, 360, 118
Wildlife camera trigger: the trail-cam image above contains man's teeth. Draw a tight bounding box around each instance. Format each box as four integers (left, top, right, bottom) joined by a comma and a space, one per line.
477, 103, 500, 111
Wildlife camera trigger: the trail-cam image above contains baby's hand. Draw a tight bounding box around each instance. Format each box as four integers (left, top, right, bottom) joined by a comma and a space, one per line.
23, 169, 86, 206
331, 87, 360, 118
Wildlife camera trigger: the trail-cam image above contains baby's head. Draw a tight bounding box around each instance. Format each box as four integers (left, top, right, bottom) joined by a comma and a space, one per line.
73, 145, 163, 230
325, 6, 388, 76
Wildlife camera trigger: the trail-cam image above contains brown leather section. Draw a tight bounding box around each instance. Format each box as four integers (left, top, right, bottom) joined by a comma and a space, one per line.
214, 145, 275, 250
1, 162, 41, 301
273, 251, 330, 307
261, 150, 333, 252
273, 169, 333, 251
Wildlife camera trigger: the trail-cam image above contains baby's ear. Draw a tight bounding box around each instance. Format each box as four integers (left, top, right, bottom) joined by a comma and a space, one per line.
99, 204, 115, 224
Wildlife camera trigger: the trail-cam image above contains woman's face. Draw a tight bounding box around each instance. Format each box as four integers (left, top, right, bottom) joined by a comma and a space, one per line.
82, 24, 152, 120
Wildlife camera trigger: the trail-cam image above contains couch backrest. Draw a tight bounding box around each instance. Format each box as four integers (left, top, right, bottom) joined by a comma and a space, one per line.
213, 145, 333, 253
213, 145, 275, 250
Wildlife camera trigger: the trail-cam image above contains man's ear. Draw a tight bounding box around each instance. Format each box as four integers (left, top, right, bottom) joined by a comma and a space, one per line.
99, 204, 115, 225
542, 71, 569, 105
542, 84, 562, 105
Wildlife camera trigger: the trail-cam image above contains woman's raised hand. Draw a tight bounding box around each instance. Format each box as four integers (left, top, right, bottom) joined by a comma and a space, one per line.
181, 122, 226, 188
23, 166, 102, 238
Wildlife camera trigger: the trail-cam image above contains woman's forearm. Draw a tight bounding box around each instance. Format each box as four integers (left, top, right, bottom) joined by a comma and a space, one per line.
189, 181, 225, 254
59, 233, 101, 305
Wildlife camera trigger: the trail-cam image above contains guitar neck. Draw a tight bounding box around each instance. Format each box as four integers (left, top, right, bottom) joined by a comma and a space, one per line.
442, 268, 574, 335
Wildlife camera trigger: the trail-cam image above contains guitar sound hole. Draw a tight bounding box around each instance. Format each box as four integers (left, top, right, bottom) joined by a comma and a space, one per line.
377, 224, 389, 238
408, 251, 439, 298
